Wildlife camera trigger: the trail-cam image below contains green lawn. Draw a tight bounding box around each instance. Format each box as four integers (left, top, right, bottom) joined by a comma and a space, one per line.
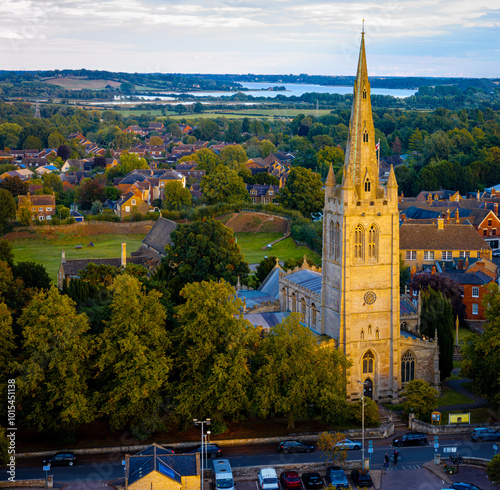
235, 232, 321, 264
439, 407, 493, 424
437, 385, 474, 407
10, 234, 146, 283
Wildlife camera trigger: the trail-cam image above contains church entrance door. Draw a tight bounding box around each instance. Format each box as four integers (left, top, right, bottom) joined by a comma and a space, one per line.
363, 378, 373, 399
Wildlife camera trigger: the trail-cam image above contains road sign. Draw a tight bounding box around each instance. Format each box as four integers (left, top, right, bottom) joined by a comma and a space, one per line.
434, 435, 439, 441
43, 465, 50, 471
443, 447, 457, 453
434, 443, 439, 449
369, 440, 373, 446
368, 448, 373, 454
494, 445, 498, 451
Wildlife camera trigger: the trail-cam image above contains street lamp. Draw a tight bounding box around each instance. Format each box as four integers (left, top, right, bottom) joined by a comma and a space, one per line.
193, 418, 211, 490
357, 381, 365, 470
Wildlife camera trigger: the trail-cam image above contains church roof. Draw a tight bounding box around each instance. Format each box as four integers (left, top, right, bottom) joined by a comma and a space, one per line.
243, 312, 291, 330
141, 217, 177, 255
258, 265, 281, 298
237, 289, 277, 308
285, 269, 323, 295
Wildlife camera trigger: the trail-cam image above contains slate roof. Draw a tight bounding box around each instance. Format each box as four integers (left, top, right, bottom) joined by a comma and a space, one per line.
243, 312, 291, 329
441, 270, 494, 286
128, 445, 197, 486
285, 269, 323, 294
141, 217, 177, 255
61, 257, 146, 276
258, 266, 281, 298
400, 298, 418, 316
399, 223, 491, 251
237, 290, 277, 309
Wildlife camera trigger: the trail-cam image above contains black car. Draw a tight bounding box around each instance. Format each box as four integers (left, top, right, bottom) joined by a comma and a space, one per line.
43, 451, 77, 467
350, 469, 373, 488
392, 432, 428, 447
302, 472, 324, 490
278, 440, 315, 454
194, 443, 222, 459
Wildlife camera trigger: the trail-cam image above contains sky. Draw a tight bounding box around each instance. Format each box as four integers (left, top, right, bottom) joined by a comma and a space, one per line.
0, 0, 499, 78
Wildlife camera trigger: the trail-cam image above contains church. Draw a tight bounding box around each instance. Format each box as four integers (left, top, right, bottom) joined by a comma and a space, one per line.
239, 30, 440, 403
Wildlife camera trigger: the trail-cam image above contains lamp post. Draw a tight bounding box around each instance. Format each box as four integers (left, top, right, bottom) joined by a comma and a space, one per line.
357, 381, 365, 470
194, 418, 210, 490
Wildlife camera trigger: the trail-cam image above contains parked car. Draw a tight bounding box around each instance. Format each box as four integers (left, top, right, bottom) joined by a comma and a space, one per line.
449, 484, 483, 490
280, 471, 302, 489
194, 443, 222, 458
392, 432, 428, 447
301, 472, 324, 489
350, 469, 373, 488
334, 438, 361, 450
258, 468, 279, 490
470, 427, 500, 442
278, 440, 315, 454
325, 466, 349, 489
42, 451, 77, 467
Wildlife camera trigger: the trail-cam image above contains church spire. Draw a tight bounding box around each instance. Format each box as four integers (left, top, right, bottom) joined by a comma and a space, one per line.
343, 24, 379, 198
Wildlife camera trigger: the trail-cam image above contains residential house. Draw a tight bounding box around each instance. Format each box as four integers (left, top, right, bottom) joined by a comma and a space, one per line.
125, 125, 147, 136
18, 192, 56, 221
245, 158, 269, 175
115, 189, 150, 218
189, 183, 203, 200
400, 218, 492, 270
175, 162, 205, 181
125, 444, 200, 490
416, 189, 462, 203
247, 184, 279, 204
148, 122, 165, 132
0, 169, 33, 181
178, 124, 193, 134
0, 150, 14, 162
10, 149, 40, 159
21, 157, 48, 170
70, 209, 84, 222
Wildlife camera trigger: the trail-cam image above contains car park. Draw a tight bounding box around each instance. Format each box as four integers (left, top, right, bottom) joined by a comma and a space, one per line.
350, 469, 373, 488
301, 472, 324, 489
42, 451, 77, 466
258, 468, 279, 490
325, 466, 349, 489
470, 427, 499, 441
278, 440, 315, 454
194, 443, 222, 458
392, 432, 428, 447
280, 471, 302, 489
334, 438, 361, 450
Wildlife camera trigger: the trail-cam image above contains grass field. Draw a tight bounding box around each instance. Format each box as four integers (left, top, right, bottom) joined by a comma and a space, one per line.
235, 232, 321, 264
437, 385, 474, 406
10, 234, 145, 283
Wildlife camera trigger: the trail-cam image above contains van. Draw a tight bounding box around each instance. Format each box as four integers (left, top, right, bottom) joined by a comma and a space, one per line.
258, 468, 279, 490
213, 459, 234, 490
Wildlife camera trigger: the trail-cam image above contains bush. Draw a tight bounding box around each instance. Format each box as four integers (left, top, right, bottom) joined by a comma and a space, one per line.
487, 454, 500, 484
349, 398, 380, 426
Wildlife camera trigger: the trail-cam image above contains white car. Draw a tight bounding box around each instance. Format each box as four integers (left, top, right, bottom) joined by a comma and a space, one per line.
258, 468, 279, 490
334, 438, 362, 450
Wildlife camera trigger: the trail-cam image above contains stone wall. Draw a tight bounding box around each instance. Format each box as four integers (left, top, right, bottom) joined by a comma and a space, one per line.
0, 477, 53, 488
410, 417, 500, 435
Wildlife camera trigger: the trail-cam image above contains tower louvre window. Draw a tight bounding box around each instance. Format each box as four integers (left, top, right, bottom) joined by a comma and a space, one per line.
354, 225, 364, 260
364, 179, 371, 193
363, 131, 369, 143
368, 224, 378, 260
363, 89, 367, 99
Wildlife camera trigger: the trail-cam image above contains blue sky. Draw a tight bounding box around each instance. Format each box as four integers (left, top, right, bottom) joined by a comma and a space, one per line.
1, 0, 499, 77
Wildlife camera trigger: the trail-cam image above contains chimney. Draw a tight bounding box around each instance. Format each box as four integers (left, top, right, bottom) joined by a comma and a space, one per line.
446, 209, 450, 224
455, 208, 460, 223
495, 203, 498, 215
442, 262, 446, 272
458, 259, 463, 270
410, 265, 417, 279
477, 190, 480, 201
437, 217, 444, 230
465, 256, 469, 269
61, 250, 66, 263
121, 242, 126, 268
402, 213, 407, 222
431, 265, 436, 275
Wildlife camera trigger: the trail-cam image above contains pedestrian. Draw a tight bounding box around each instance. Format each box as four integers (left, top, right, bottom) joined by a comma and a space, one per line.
384, 453, 389, 469
393, 449, 399, 466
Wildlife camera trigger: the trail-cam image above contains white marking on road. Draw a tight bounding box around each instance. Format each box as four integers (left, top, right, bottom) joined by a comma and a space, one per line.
255, 481, 260, 490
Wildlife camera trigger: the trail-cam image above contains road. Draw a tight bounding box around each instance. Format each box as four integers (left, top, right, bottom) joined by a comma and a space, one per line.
1, 435, 498, 486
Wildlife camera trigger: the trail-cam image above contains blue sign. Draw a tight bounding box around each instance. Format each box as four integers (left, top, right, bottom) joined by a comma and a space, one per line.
434, 443, 439, 449
43, 466, 50, 471
368, 448, 373, 454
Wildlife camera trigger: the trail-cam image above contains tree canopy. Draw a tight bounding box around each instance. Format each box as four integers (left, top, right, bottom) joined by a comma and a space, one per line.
201, 164, 250, 205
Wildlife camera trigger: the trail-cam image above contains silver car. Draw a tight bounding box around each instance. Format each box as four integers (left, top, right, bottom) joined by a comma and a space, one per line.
334, 438, 362, 450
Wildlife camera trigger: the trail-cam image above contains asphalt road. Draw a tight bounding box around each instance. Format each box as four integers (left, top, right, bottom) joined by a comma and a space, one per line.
1, 435, 498, 486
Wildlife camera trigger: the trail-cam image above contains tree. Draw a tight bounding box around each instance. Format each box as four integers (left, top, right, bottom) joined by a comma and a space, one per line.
17, 208, 32, 227
461, 284, 500, 407
79, 263, 122, 288
401, 379, 439, 420
93, 156, 107, 168
193, 119, 220, 140
157, 218, 250, 293
41, 173, 63, 193
252, 314, 349, 428
105, 186, 121, 201
0, 240, 14, 267
91, 200, 103, 215
349, 398, 379, 425
276, 167, 324, 218
192, 102, 204, 113
168, 123, 182, 138
254, 256, 279, 288
219, 145, 248, 172
75, 179, 106, 210
120, 81, 135, 94
487, 454, 500, 484
17, 287, 94, 431
317, 432, 348, 466
0, 189, 16, 231
48, 130, 66, 149
420, 288, 454, 380
0, 176, 29, 197
316, 146, 344, 179
179, 148, 220, 174
95, 275, 170, 433
163, 180, 192, 210
57, 144, 72, 161
13, 262, 51, 290
201, 165, 249, 205
0, 122, 22, 149
0, 303, 16, 394
149, 136, 164, 146
173, 280, 258, 430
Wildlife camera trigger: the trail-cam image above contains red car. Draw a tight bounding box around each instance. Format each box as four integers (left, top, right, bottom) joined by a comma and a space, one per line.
280, 471, 302, 489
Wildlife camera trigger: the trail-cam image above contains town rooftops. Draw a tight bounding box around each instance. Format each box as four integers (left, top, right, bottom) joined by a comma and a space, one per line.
285, 269, 323, 295
141, 217, 177, 256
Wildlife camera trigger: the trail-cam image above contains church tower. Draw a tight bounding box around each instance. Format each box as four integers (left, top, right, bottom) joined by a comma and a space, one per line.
321, 29, 401, 401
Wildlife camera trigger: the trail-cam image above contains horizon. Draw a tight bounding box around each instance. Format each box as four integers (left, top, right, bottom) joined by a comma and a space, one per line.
1, 0, 499, 78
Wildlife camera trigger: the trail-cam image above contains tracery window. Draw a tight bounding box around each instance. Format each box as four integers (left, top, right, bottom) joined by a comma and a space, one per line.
364, 178, 371, 192
368, 224, 378, 260
354, 225, 364, 260
363, 131, 369, 143
401, 351, 415, 382
363, 350, 375, 375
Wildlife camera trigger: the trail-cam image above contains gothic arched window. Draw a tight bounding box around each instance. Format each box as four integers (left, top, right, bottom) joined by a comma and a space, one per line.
401, 351, 415, 383
368, 325, 372, 336
363, 89, 367, 99
301, 297, 307, 317
311, 303, 317, 328
376, 328, 380, 339
361, 329, 365, 340
363, 350, 374, 375
368, 224, 378, 260
335, 223, 341, 260
363, 131, 369, 143
354, 225, 364, 260
364, 178, 371, 193
330, 221, 336, 260
291, 293, 296, 312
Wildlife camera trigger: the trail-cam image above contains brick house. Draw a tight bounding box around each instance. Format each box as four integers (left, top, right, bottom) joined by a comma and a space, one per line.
247, 184, 279, 204
115, 189, 150, 218
17, 192, 56, 221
